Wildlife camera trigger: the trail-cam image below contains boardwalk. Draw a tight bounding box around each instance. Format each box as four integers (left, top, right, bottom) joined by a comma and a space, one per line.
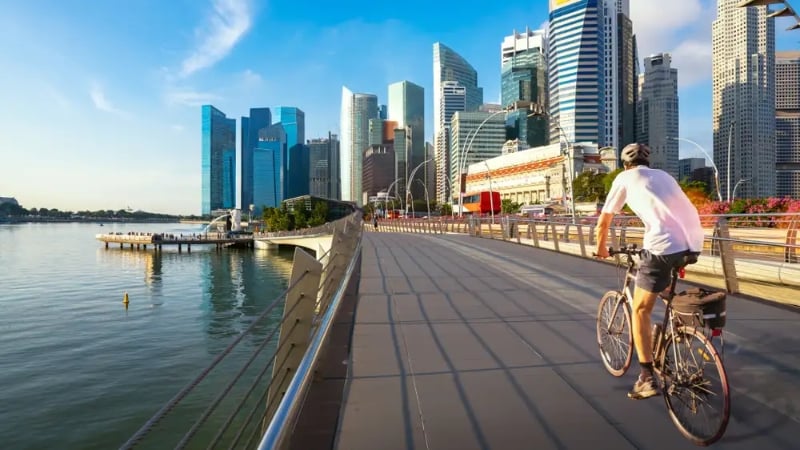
333, 232, 800, 450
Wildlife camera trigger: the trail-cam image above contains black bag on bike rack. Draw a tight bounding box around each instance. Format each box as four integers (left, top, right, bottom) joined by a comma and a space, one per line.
672, 287, 727, 328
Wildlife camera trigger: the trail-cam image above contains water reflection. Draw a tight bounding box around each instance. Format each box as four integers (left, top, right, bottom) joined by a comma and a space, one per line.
200, 248, 295, 353
96, 247, 163, 297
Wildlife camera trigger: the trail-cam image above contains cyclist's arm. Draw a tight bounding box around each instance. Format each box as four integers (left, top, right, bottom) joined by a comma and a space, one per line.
594, 176, 627, 257
595, 212, 614, 256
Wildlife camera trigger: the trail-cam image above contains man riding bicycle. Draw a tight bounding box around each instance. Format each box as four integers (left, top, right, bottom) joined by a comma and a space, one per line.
594, 143, 705, 400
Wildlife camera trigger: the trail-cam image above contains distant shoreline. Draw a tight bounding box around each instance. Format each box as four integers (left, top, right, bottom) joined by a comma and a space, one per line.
0, 217, 180, 224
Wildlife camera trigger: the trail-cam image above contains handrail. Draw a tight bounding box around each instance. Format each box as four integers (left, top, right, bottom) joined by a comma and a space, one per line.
257, 236, 363, 449
117, 212, 363, 450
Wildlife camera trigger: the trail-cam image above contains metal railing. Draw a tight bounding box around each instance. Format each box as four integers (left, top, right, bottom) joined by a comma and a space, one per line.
119, 211, 363, 449
374, 213, 800, 305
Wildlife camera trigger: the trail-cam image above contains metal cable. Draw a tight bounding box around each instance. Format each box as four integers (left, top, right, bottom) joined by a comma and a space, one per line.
237, 367, 293, 450
119, 270, 311, 450
205, 320, 300, 450
176, 296, 308, 449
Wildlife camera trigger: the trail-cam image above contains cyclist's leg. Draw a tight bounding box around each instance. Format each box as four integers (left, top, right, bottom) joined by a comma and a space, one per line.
629, 250, 672, 398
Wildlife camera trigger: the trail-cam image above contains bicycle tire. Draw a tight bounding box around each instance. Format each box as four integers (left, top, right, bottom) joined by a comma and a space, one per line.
596, 290, 633, 377
659, 326, 730, 446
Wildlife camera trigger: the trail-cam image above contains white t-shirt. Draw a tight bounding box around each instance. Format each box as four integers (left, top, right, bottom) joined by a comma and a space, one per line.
602, 166, 705, 255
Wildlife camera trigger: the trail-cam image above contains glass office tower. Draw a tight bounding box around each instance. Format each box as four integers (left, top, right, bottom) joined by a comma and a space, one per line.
201, 105, 236, 215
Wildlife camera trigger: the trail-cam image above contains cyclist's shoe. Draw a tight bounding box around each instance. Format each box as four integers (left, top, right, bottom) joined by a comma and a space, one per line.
627, 375, 660, 400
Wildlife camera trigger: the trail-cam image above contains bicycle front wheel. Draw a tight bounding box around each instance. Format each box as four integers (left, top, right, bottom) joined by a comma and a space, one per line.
660, 326, 730, 446
596, 290, 633, 377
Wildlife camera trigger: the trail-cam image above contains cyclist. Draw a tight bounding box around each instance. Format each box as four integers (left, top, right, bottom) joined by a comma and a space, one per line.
594, 143, 705, 399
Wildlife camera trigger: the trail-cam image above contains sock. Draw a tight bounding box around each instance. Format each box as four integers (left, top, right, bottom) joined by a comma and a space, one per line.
639, 362, 654, 379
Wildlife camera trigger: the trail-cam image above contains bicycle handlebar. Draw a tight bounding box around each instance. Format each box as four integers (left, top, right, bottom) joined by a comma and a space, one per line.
591, 243, 642, 258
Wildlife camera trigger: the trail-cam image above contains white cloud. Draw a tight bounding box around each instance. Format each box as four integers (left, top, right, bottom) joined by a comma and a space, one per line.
165, 89, 222, 107
179, 0, 253, 78
631, 0, 715, 88
89, 83, 128, 117
240, 69, 262, 85
170, 124, 185, 132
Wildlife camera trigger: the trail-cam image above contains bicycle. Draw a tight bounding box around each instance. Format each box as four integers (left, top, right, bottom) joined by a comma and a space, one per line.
594, 243, 731, 446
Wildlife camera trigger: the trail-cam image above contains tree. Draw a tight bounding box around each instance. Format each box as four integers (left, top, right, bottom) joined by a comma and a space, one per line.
573, 171, 607, 201
603, 168, 624, 195
308, 201, 329, 227
439, 203, 452, 216
501, 198, 521, 214
294, 206, 308, 228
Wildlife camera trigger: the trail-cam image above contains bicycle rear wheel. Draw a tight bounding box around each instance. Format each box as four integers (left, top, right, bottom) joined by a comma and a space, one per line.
659, 326, 730, 446
596, 290, 633, 377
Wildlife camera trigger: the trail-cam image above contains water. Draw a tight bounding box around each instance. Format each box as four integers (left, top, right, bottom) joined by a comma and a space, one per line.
0, 222, 296, 449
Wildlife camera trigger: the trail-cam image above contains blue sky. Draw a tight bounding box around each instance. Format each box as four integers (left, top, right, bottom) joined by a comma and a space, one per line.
1, 0, 798, 215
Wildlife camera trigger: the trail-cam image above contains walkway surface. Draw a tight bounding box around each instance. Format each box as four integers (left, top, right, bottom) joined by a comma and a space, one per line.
333, 232, 800, 450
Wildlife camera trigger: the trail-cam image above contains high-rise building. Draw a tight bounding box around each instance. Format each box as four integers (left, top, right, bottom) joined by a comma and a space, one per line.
253, 123, 286, 211
548, 0, 605, 145
240, 108, 271, 210
433, 43, 484, 205
363, 145, 396, 202
548, 0, 636, 151
712, 1, 776, 200
616, 5, 638, 151
435, 81, 467, 203
388, 81, 427, 200
501, 28, 549, 150
274, 107, 309, 199
679, 158, 707, 181
449, 111, 507, 203
340, 87, 379, 205
201, 105, 236, 215
308, 133, 340, 199
776, 51, 800, 199
636, 53, 679, 178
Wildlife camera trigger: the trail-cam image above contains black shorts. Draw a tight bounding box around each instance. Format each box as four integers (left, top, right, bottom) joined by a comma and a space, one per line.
636, 249, 696, 293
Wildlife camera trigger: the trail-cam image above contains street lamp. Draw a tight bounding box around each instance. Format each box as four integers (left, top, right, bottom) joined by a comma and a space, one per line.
525, 105, 578, 224
457, 108, 511, 217
385, 177, 402, 218
407, 158, 433, 218
416, 179, 431, 219
738, 1, 800, 31
483, 160, 495, 224
670, 136, 723, 202
732, 178, 752, 200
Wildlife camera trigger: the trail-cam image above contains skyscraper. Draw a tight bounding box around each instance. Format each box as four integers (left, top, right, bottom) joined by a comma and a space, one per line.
433, 43, 484, 205
712, 1, 776, 200
436, 81, 467, 203
501, 28, 549, 149
616, 3, 638, 151
308, 133, 340, 199
636, 53, 679, 179
388, 81, 426, 200
776, 51, 800, 199
201, 105, 236, 216
274, 107, 309, 199
340, 87, 379, 204
548, 0, 605, 145
253, 123, 286, 211
240, 108, 271, 210
450, 111, 507, 202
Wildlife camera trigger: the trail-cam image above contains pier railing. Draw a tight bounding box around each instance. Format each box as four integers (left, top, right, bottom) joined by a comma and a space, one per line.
119, 211, 363, 450
374, 213, 800, 306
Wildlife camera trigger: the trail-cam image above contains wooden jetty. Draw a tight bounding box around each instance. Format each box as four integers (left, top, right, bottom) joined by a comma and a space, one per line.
96, 232, 253, 252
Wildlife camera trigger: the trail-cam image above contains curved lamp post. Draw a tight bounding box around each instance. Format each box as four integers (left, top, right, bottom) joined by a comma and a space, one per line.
732, 178, 751, 200
670, 136, 723, 202
457, 108, 510, 217
738, 1, 800, 31
416, 179, 431, 219
483, 160, 495, 224
407, 158, 433, 218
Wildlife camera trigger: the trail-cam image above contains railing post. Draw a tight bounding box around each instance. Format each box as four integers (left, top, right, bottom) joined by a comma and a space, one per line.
786, 218, 798, 263
551, 223, 560, 252
265, 247, 323, 423
715, 217, 740, 294
531, 222, 540, 248
563, 223, 570, 243
577, 224, 587, 257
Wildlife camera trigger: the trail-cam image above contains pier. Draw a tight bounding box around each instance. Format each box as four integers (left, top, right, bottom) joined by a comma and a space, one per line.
95, 232, 254, 252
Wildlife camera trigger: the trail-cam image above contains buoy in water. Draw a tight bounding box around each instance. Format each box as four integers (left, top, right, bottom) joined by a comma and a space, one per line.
123, 292, 129, 309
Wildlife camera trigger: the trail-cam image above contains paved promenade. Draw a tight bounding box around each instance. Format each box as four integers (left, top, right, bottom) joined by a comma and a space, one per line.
333, 232, 800, 450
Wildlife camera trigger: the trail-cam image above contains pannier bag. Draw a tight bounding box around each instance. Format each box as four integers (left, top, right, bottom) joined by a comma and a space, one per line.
671, 287, 727, 329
